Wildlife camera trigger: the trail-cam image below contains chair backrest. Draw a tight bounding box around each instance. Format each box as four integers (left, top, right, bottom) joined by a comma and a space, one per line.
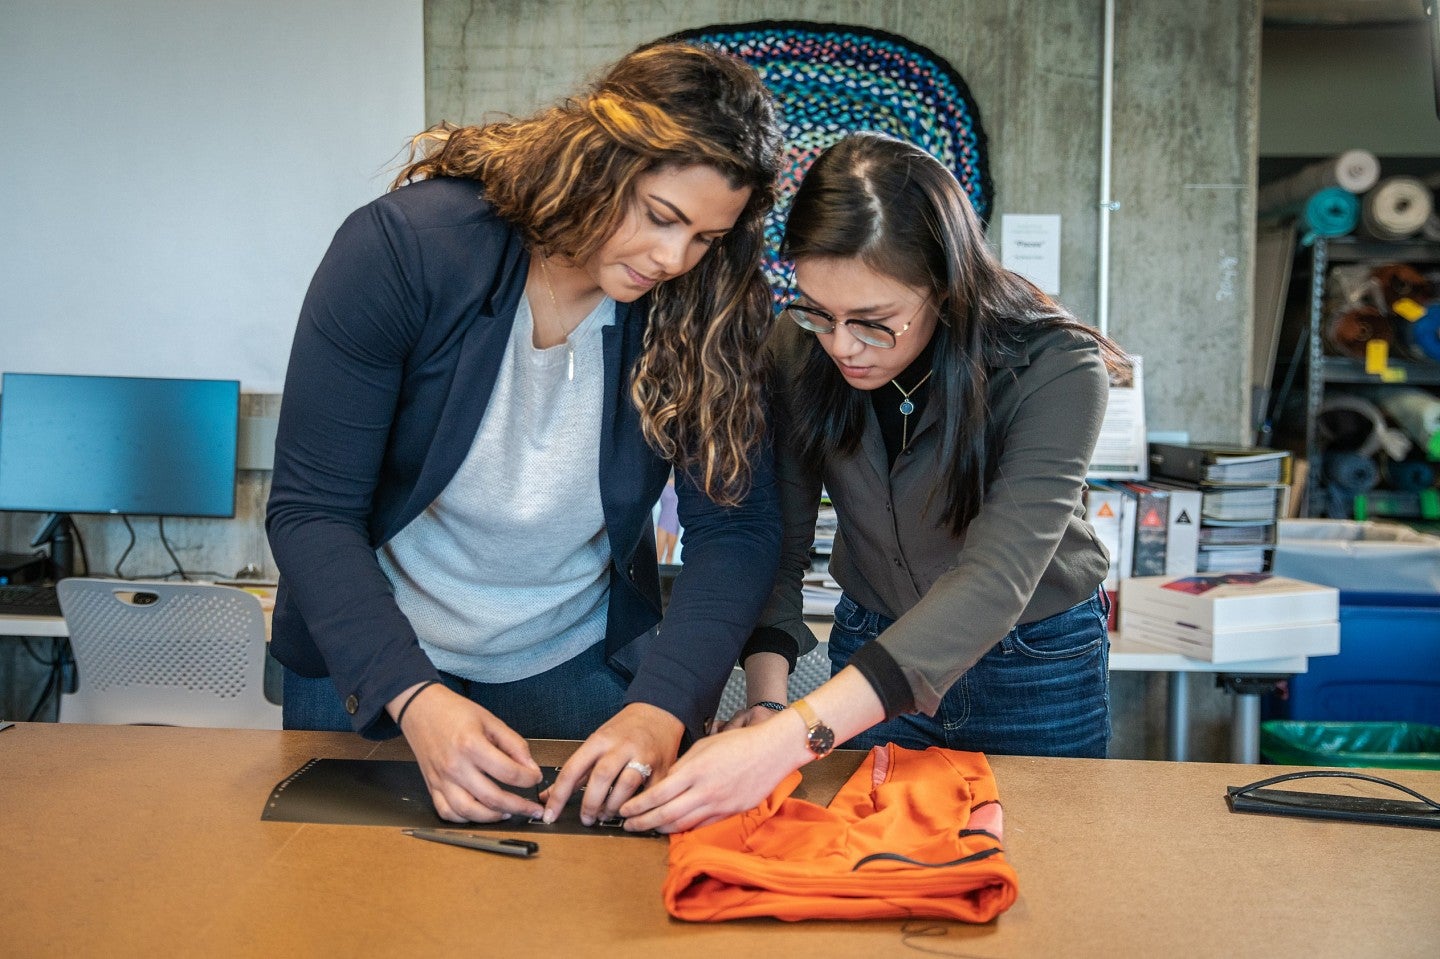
57, 579, 281, 729
715, 643, 831, 724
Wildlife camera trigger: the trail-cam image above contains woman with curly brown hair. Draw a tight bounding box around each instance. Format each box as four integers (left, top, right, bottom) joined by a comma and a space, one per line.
266, 41, 783, 827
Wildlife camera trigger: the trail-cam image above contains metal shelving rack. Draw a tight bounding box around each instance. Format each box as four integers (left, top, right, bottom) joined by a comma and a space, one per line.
1300, 235, 1440, 517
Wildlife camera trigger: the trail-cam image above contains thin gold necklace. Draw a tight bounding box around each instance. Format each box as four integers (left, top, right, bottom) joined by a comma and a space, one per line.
891, 370, 933, 450
539, 256, 574, 381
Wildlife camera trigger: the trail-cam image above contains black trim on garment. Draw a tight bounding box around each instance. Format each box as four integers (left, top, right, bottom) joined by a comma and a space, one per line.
740, 627, 801, 672
849, 640, 915, 717
852, 846, 1003, 871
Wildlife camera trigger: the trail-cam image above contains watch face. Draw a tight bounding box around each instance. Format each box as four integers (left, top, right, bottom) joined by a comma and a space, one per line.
807, 723, 836, 756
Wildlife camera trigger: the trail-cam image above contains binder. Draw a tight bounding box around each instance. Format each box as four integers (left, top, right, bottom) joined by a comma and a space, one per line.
1121, 482, 1170, 576
1147, 481, 1201, 575
1084, 482, 1126, 590
1149, 442, 1292, 485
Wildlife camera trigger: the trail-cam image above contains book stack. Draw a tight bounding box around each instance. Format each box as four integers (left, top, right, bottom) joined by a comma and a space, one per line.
1119, 572, 1339, 663
802, 496, 843, 617
1146, 443, 1293, 574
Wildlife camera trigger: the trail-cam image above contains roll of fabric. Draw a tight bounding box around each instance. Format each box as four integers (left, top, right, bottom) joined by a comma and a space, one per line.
1325, 451, 1381, 495
1372, 263, 1434, 308
1371, 386, 1440, 450
1258, 149, 1380, 214
1406, 304, 1440, 363
1382, 455, 1438, 493
1324, 305, 1398, 360
1424, 211, 1440, 243
1300, 186, 1361, 240
1318, 393, 1412, 460
1361, 176, 1433, 241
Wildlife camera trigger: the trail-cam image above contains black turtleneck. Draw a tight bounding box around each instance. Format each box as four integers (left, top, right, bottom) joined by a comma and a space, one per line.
871, 339, 937, 468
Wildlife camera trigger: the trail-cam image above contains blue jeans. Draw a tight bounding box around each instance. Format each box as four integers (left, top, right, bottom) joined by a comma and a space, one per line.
282, 638, 629, 740
829, 590, 1111, 758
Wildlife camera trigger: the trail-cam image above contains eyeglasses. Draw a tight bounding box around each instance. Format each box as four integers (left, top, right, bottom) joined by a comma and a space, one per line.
780, 301, 916, 350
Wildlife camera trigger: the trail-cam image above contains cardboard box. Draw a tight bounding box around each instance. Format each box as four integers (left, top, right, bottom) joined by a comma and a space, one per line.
1120, 572, 1340, 662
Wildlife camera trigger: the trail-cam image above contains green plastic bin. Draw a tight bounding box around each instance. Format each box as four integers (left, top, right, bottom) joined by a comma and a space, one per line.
1260, 720, 1440, 770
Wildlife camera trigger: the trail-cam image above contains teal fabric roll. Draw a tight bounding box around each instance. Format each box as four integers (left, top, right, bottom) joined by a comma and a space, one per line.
1301, 187, 1360, 240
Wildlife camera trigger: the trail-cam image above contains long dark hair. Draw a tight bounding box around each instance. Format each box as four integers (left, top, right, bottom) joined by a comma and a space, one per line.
781, 133, 1128, 535
393, 43, 782, 505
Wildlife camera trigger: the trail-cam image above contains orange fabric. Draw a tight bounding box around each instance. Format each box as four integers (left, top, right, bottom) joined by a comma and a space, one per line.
663, 744, 1019, 922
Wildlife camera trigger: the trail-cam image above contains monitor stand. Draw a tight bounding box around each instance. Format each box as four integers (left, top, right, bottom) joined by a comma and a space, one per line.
30, 513, 75, 581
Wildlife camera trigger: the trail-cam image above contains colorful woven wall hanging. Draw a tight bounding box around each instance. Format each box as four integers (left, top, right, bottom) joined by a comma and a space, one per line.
669, 20, 992, 297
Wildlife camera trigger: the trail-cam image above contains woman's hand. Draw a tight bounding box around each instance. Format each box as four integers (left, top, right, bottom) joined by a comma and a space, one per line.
618, 712, 808, 833
395, 683, 545, 823
541, 702, 684, 826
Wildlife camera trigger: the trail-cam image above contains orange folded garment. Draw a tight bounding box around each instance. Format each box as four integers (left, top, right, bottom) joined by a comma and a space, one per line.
664, 744, 1019, 922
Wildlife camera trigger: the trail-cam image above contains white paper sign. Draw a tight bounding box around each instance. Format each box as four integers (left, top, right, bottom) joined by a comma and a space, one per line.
1087, 355, 1148, 480
1000, 214, 1061, 295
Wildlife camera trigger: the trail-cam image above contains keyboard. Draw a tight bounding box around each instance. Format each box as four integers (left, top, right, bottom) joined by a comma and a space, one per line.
0, 584, 62, 618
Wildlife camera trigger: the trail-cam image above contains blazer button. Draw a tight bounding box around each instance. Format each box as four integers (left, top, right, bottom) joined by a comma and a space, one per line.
344, 694, 359, 715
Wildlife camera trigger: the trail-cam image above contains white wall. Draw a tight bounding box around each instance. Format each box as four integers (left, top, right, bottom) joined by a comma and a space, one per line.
0, 0, 424, 391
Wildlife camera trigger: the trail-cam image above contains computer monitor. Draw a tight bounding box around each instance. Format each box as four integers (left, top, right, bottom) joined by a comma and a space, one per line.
0, 372, 240, 576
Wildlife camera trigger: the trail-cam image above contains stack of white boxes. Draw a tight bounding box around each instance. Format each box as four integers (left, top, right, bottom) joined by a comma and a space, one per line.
1119, 573, 1339, 663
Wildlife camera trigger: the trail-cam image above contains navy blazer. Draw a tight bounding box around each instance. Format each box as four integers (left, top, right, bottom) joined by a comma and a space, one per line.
266, 177, 780, 739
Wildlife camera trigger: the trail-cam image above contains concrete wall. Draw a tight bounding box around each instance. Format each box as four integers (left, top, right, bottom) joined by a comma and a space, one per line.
429, 0, 1261, 447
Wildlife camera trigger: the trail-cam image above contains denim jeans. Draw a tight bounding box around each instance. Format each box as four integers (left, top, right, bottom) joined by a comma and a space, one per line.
829, 590, 1111, 758
282, 638, 629, 740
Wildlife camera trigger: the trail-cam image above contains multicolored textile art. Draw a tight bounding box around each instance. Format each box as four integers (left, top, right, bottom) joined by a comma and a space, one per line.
670, 20, 992, 298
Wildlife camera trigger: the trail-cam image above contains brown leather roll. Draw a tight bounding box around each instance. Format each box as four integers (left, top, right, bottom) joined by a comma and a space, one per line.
1325, 305, 1400, 360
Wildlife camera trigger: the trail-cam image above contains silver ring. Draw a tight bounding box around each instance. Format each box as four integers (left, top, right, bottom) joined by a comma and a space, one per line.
624, 760, 653, 779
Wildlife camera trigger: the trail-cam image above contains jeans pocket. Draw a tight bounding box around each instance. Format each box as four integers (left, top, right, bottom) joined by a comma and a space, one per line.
832, 593, 869, 633
1007, 594, 1107, 661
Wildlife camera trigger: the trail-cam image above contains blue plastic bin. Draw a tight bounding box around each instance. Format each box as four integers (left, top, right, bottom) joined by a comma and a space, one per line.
1281, 591, 1440, 725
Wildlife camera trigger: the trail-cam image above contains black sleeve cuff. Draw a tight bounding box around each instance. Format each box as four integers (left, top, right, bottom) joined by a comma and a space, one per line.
740, 627, 800, 672
847, 640, 915, 719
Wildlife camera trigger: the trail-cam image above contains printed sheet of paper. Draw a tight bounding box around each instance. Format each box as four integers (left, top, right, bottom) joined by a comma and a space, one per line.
1088, 355, 1148, 480
1001, 214, 1061, 294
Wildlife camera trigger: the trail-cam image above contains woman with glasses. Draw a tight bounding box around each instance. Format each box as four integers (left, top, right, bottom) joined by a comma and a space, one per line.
621, 132, 1128, 834
267, 42, 784, 829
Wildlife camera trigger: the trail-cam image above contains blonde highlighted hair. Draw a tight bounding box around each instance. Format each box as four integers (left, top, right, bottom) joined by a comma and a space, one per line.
393, 42, 782, 504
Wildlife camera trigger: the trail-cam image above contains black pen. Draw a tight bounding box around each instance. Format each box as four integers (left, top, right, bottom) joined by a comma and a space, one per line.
402, 828, 539, 858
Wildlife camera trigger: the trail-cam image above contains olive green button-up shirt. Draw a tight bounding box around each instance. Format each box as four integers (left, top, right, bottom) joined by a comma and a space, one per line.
759, 320, 1111, 715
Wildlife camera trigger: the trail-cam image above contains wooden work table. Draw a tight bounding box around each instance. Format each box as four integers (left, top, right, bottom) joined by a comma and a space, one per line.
1, 723, 1436, 958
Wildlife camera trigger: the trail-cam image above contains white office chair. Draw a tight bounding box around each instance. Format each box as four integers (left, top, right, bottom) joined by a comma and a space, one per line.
715, 643, 832, 724
56, 578, 281, 729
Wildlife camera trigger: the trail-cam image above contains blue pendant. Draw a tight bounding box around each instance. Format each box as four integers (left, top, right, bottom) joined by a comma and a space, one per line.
899, 399, 915, 416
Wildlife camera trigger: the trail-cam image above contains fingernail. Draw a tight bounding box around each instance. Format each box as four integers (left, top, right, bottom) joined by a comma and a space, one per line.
542, 810, 556, 824
500, 813, 511, 820
581, 815, 594, 827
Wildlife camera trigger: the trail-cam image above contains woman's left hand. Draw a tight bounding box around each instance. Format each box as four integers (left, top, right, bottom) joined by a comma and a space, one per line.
542, 702, 684, 826
618, 712, 806, 833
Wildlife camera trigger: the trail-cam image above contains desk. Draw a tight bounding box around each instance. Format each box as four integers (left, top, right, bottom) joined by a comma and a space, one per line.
1, 724, 1435, 958
1110, 631, 1306, 764
0, 612, 67, 637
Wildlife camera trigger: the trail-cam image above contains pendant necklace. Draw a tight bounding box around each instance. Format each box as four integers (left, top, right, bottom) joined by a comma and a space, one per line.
891, 370, 933, 451
539, 257, 574, 381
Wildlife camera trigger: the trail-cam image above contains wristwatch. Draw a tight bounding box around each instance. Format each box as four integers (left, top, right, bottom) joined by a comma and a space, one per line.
791, 698, 835, 758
